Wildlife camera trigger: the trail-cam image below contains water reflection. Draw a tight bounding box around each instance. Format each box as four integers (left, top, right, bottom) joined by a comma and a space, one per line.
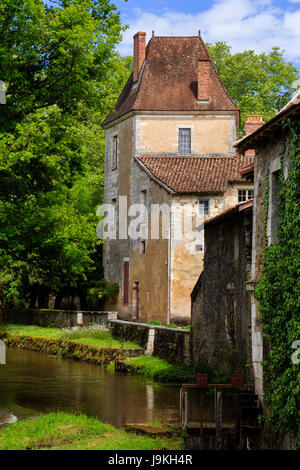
0, 348, 180, 428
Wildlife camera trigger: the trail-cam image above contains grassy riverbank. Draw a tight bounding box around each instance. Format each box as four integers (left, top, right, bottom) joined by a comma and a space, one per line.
0, 412, 185, 450
118, 356, 197, 383
1, 324, 198, 382
1, 324, 142, 350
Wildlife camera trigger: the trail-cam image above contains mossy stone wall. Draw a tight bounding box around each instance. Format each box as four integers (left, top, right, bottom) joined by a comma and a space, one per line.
4, 309, 117, 328
110, 320, 191, 365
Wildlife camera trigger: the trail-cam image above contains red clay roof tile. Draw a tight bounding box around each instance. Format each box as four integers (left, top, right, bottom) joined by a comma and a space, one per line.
102, 36, 238, 127
135, 155, 254, 194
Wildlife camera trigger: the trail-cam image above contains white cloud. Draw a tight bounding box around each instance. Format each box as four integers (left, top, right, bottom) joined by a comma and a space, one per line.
117, 0, 300, 66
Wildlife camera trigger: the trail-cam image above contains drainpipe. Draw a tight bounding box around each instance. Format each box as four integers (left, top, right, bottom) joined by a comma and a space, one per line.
167, 207, 171, 324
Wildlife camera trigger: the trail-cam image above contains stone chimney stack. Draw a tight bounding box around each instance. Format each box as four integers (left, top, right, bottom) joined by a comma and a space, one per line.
244, 115, 264, 136
243, 115, 265, 156
197, 59, 210, 101
133, 32, 146, 83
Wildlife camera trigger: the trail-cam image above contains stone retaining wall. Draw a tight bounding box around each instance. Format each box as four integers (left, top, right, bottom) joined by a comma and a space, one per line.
3, 311, 191, 365
0, 332, 136, 366
109, 319, 191, 365
3, 309, 117, 328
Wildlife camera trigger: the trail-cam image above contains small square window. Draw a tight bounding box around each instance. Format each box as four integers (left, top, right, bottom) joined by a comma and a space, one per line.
140, 189, 147, 205
141, 240, 146, 254
198, 200, 209, 217
238, 189, 254, 202
112, 135, 118, 170
179, 128, 191, 154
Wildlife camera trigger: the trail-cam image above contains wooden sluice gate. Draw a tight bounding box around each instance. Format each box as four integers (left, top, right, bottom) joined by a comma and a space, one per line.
180, 374, 261, 450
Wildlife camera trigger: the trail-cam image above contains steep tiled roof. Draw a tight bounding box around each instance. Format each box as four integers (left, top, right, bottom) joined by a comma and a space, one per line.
102, 36, 238, 127
135, 155, 254, 194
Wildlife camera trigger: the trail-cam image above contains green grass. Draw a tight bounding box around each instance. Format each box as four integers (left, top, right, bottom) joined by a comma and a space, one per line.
1, 324, 142, 350
123, 356, 197, 383
0, 412, 184, 450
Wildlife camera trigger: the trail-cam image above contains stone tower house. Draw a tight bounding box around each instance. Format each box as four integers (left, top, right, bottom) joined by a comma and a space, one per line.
101, 32, 254, 324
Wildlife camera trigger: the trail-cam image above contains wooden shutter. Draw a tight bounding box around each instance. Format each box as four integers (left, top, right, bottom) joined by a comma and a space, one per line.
123, 261, 129, 305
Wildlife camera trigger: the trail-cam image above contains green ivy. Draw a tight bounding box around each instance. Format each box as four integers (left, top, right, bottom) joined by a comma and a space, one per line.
255, 117, 300, 438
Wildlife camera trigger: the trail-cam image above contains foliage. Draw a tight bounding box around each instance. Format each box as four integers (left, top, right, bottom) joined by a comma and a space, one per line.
148, 320, 163, 326
87, 278, 119, 302
124, 356, 197, 383
0, 0, 124, 128
0, 0, 132, 309
166, 323, 177, 329
0, 412, 185, 450
255, 118, 300, 437
60, 324, 110, 340
206, 42, 299, 130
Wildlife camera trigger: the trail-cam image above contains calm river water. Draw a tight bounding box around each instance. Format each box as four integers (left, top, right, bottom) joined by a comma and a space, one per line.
0, 348, 182, 428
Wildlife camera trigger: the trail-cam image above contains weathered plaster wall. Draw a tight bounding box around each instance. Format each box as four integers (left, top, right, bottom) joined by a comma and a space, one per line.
136, 114, 237, 155
128, 158, 170, 323
225, 182, 254, 209
103, 117, 134, 314
103, 112, 252, 325
169, 194, 225, 322
191, 209, 253, 381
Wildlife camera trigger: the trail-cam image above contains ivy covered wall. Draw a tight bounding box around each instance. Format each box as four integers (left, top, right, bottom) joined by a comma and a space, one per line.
255, 117, 300, 440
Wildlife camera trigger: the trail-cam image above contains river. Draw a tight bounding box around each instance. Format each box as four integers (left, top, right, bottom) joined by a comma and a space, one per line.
0, 348, 182, 428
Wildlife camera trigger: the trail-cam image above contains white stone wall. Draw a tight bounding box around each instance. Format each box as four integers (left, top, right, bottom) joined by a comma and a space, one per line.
135, 113, 237, 156
169, 194, 225, 321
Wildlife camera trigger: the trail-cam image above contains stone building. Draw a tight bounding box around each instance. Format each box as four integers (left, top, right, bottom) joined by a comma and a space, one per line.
234, 92, 300, 399
101, 32, 255, 324
191, 199, 253, 381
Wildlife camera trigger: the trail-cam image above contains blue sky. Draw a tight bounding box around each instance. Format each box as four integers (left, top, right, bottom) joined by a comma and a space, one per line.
113, 0, 300, 71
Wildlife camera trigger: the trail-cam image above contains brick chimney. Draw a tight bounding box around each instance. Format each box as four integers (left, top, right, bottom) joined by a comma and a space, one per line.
133, 32, 146, 83
197, 60, 210, 101
244, 115, 264, 136
244, 115, 265, 156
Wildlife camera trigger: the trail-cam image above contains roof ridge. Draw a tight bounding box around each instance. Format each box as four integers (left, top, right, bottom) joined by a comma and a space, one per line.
201, 40, 239, 112
150, 35, 201, 38
131, 39, 152, 111
138, 154, 240, 159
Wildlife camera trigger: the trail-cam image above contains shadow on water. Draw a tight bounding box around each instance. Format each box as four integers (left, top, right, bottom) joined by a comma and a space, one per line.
0, 348, 181, 428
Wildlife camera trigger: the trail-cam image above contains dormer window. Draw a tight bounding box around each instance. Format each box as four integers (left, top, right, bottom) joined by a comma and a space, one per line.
179, 128, 191, 154
112, 135, 118, 170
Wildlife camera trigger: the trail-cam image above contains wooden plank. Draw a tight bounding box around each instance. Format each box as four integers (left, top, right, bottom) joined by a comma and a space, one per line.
181, 390, 188, 429
186, 422, 235, 431
181, 383, 254, 391
215, 391, 223, 450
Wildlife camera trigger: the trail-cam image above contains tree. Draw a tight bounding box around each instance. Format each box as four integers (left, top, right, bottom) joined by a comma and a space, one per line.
0, 0, 124, 128
206, 42, 299, 130
0, 0, 131, 310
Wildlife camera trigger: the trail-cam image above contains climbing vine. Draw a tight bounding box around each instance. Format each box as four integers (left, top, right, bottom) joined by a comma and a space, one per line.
255, 117, 300, 439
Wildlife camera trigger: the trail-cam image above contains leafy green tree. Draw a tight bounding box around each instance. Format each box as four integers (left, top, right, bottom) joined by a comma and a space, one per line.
206, 42, 299, 129
0, 0, 131, 310
0, 0, 124, 128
